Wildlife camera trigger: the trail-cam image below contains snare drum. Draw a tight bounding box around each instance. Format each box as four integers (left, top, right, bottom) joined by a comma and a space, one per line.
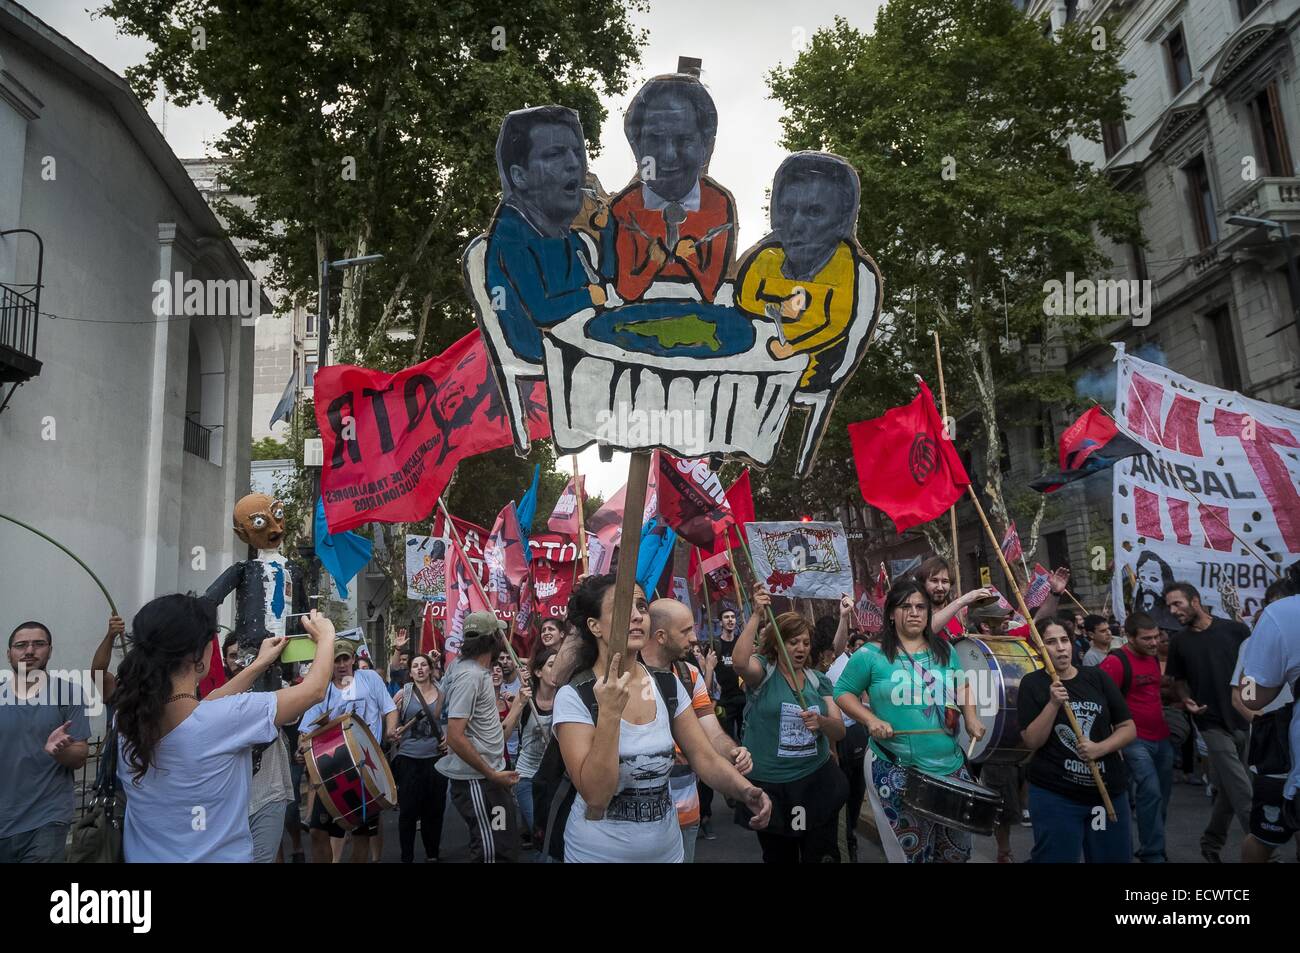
304, 713, 397, 831
902, 768, 1002, 836
952, 636, 1043, 764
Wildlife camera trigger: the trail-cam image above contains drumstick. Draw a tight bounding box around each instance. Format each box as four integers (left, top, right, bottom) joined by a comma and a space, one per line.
890, 728, 946, 735
966, 735, 978, 759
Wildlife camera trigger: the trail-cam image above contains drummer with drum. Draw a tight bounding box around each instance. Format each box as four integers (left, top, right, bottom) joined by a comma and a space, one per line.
297, 637, 398, 863
833, 577, 988, 863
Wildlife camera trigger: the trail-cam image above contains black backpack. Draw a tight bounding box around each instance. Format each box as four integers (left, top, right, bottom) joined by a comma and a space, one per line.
533, 664, 680, 862
1108, 647, 1134, 697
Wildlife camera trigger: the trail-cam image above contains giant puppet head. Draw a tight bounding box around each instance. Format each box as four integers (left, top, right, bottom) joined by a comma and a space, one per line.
233, 493, 286, 551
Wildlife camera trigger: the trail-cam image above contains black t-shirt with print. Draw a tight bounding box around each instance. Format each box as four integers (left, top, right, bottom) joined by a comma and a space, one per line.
1166, 617, 1250, 733
713, 631, 744, 702
1018, 666, 1133, 805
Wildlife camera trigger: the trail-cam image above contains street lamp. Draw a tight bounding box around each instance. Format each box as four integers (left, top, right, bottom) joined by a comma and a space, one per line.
318, 253, 385, 367
1225, 214, 1300, 341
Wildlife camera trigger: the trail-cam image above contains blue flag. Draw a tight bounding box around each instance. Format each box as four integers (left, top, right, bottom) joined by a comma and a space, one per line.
314, 497, 373, 599
516, 464, 541, 562
636, 517, 676, 596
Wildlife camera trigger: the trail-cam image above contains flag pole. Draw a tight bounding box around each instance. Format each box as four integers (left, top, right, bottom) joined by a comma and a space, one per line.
572, 454, 589, 575
724, 539, 751, 618
932, 331, 962, 594
437, 496, 537, 720
696, 546, 718, 657
966, 485, 1116, 819
605, 451, 653, 678
734, 538, 808, 709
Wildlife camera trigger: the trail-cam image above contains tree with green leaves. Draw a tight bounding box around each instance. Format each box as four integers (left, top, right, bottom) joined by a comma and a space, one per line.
101, 0, 645, 595
763, 0, 1142, 569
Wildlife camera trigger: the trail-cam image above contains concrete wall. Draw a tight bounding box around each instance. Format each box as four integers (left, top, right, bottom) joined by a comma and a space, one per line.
0, 29, 253, 713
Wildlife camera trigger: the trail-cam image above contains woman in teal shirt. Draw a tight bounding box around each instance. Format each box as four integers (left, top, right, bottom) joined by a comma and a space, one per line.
834, 577, 985, 863
733, 584, 848, 862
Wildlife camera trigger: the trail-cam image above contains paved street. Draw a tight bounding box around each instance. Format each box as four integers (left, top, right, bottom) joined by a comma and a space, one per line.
280, 772, 1294, 864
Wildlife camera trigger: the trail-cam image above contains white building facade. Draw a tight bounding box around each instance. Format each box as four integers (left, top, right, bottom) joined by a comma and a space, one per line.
0, 1, 259, 682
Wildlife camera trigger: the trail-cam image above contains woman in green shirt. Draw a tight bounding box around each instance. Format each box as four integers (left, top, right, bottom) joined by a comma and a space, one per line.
834, 577, 985, 863
733, 584, 848, 862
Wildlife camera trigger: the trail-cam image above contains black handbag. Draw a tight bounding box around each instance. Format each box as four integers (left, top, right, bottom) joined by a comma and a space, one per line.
68, 719, 125, 863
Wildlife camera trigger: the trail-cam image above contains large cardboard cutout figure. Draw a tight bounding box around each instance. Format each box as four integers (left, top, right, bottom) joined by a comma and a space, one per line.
462, 76, 883, 475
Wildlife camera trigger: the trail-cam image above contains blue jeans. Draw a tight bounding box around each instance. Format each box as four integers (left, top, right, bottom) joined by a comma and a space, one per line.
681, 823, 698, 863
1027, 785, 1133, 863
1125, 737, 1173, 862
0, 821, 68, 863
516, 776, 535, 835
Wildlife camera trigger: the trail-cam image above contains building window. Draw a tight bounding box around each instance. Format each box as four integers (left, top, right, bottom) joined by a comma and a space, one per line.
1249, 81, 1294, 177
1065, 0, 1079, 23
999, 431, 1013, 475
304, 357, 317, 387
1185, 155, 1218, 249
1129, 238, 1149, 283
1102, 118, 1128, 160
1045, 530, 1070, 572
1165, 26, 1193, 94
1207, 307, 1243, 390
1238, 0, 1263, 19
305, 313, 316, 336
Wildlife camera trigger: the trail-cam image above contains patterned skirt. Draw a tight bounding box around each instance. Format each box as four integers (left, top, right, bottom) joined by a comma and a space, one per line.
869, 756, 973, 864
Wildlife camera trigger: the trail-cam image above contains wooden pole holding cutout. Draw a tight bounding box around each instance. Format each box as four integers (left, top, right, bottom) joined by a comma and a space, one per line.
572, 454, 589, 575
605, 451, 653, 678
933, 332, 962, 596
734, 536, 808, 709
966, 485, 1117, 820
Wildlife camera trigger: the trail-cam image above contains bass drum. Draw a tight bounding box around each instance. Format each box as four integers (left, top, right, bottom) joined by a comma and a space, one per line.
304, 713, 398, 830
953, 636, 1043, 764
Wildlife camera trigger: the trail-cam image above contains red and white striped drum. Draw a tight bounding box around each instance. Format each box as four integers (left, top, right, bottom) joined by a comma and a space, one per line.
304, 714, 397, 830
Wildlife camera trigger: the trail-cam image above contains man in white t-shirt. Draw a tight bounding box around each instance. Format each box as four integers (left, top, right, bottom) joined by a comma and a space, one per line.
1239, 580, 1300, 860
297, 639, 396, 862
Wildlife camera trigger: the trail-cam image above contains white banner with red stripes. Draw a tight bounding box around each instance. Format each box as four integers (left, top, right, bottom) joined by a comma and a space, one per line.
1111, 347, 1300, 624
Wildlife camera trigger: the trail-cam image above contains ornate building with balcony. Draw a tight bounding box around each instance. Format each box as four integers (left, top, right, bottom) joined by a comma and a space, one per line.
0, 1, 261, 687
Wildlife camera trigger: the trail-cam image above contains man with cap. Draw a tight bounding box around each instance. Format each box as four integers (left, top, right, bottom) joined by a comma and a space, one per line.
437, 612, 521, 862
297, 636, 398, 862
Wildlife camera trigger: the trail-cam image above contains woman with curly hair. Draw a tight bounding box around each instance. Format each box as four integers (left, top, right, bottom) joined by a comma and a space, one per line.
114, 594, 335, 862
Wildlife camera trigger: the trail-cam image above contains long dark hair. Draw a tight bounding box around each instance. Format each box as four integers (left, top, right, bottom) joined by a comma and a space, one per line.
878, 577, 950, 665
116, 594, 217, 783
566, 573, 616, 674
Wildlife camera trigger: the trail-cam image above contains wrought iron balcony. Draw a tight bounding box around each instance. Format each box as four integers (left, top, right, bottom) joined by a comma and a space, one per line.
0, 228, 44, 415
184, 415, 213, 460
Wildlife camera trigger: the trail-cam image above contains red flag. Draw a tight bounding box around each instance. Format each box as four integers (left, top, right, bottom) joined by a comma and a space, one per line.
444, 531, 491, 664
1029, 406, 1144, 492
527, 533, 578, 623
854, 590, 883, 633
847, 380, 970, 533
315, 330, 551, 533
720, 470, 755, 549
547, 475, 586, 535
584, 468, 658, 575
197, 635, 227, 698
419, 601, 441, 656
1025, 563, 1052, 609
484, 502, 529, 618
432, 512, 491, 587
1001, 521, 1023, 563
656, 453, 735, 549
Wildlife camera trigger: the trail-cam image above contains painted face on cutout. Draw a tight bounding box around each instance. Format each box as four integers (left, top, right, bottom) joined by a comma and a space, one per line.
233, 493, 285, 551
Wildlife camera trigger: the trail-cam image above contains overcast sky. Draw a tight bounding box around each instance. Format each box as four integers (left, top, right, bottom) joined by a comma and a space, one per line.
22, 0, 886, 497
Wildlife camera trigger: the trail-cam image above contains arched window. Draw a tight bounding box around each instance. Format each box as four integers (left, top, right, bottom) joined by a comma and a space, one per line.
184, 320, 226, 463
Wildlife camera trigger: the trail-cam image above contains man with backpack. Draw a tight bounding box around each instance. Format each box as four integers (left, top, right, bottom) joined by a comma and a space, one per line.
642, 598, 753, 862
1099, 612, 1171, 862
